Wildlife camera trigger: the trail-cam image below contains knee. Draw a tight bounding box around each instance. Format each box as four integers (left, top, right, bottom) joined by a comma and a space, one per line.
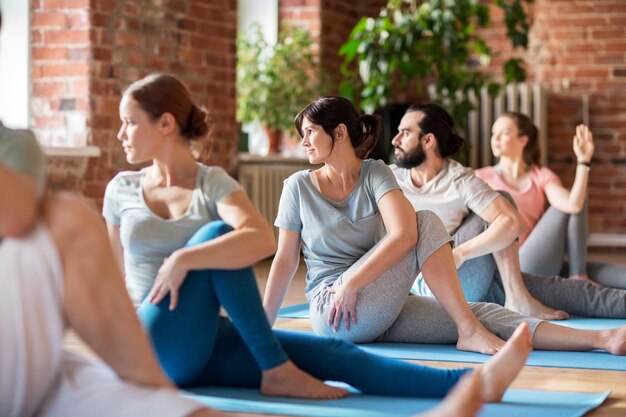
185, 221, 233, 247
416, 210, 451, 241
43, 193, 106, 248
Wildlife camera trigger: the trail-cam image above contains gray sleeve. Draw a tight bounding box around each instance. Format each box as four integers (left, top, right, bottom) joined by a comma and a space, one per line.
368, 159, 401, 202
461, 171, 499, 215
102, 175, 121, 225
203, 166, 243, 203
0, 130, 45, 192
274, 174, 302, 233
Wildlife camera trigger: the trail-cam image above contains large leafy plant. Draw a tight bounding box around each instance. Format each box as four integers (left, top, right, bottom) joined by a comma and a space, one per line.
339, 0, 532, 131
237, 23, 319, 132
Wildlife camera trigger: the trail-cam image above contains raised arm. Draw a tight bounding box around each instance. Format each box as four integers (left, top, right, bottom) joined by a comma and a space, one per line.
544, 124, 594, 214
453, 195, 524, 267
263, 228, 302, 325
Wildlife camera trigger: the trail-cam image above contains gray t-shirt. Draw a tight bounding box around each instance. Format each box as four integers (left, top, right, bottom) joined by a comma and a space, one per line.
275, 159, 400, 300
0, 125, 44, 188
102, 163, 242, 305
391, 159, 498, 235
0, 125, 45, 243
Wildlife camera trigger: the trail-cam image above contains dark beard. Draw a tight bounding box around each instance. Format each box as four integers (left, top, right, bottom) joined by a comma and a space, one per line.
395, 146, 426, 169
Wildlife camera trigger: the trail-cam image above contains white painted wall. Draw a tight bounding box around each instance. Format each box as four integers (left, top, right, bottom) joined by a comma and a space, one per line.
0, 0, 30, 129
237, 0, 277, 44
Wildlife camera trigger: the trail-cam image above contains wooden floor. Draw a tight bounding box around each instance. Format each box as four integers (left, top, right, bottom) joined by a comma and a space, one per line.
64, 249, 626, 417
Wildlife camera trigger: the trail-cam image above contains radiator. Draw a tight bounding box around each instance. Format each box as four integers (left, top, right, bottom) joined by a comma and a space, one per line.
238, 153, 315, 236
430, 83, 548, 168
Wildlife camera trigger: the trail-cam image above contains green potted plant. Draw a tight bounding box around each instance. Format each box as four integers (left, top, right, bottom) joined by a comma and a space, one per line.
237, 23, 319, 154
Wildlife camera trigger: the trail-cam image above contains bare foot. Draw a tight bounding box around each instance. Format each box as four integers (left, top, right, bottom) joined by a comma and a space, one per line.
457, 324, 505, 355
260, 360, 348, 399
505, 296, 569, 321
478, 323, 532, 402
416, 371, 483, 417
570, 274, 602, 287
603, 326, 626, 355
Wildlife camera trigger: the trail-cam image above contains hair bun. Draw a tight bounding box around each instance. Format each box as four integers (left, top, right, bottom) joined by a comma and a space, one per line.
184, 105, 210, 140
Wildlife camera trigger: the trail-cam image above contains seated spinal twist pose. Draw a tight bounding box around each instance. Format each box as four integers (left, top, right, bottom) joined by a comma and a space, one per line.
475, 112, 626, 289
263, 96, 626, 357
390, 103, 626, 321
102, 74, 533, 409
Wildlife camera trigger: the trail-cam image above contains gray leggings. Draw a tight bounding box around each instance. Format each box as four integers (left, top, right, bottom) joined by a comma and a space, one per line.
309, 211, 542, 344
453, 209, 626, 318
520, 204, 626, 289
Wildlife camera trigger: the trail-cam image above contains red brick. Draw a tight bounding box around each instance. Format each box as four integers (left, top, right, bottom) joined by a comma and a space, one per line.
32, 46, 67, 60
565, 43, 600, 53
45, 29, 90, 45
71, 79, 89, 95
604, 41, 626, 52
40, 62, 89, 78
32, 30, 43, 44
114, 32, 140, 48
43, 0, 89, 9
32, 12, 67, 27
32, 81, 66, 96
68, 12, 90, 28
575, 68, 610, 78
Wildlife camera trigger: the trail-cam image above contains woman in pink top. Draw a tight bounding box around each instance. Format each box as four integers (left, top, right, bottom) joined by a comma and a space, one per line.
476, 112, 625, 289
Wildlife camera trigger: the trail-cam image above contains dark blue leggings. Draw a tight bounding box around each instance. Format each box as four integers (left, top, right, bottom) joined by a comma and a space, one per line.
137, 221, 288, 386
138, 221, 468, 396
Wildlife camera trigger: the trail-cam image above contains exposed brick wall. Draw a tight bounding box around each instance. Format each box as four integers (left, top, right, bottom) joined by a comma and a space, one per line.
31, 0, 91, 148
279, 0, 321, 43
479, 0, 626, 234
31, 0, 238, 206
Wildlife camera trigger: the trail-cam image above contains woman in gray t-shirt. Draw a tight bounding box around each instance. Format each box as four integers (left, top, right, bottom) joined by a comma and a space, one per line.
264, 96, 626, 357
265, 96, 512, 354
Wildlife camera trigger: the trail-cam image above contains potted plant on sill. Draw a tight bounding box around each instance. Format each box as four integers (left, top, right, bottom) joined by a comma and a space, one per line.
237, 23, 319, 154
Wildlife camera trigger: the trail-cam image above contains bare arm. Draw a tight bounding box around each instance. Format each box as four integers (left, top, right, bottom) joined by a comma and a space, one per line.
106, 221, 125, 277
174, 190, 276, 270
0, 163, 38, 237
453, 195, 524, 266
544, 124, 594, 214
263, 228, 301, 325
341, 189, 417, 290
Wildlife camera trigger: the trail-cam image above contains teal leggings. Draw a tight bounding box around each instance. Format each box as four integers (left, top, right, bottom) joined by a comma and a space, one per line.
138, 221, 468, 396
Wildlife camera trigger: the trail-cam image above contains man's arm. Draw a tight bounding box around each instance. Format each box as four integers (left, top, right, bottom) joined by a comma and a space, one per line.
0, 129, 45, 237
453, 195, 524, 267
0, 162, 39, 237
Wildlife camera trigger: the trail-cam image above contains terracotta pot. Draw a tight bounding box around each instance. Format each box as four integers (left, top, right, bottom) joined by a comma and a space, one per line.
264, 127, 282, 154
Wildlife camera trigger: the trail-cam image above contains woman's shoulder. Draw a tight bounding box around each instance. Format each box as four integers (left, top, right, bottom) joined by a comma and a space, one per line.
474, 165, 496, 180
364, 158, 389, 170
285, 169, 312, 184
108, 169, 144, 189
529, 164, 560, 186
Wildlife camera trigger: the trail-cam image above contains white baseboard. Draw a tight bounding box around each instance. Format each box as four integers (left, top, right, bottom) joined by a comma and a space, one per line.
588, 233, 626, 247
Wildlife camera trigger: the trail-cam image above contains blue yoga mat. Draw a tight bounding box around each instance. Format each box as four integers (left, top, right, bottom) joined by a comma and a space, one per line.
277, 303, 626, 371
188, 385, 610, 417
